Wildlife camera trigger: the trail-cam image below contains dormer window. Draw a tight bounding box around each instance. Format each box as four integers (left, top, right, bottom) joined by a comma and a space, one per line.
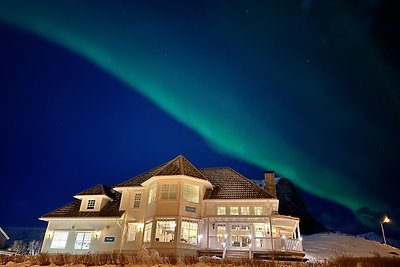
87, 199, 95, 210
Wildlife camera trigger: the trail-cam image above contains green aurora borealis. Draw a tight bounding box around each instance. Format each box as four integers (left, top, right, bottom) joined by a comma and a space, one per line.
1, 1, 398, 227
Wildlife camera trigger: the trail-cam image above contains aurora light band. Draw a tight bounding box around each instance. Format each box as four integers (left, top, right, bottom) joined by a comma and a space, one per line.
1, 1, 397, 227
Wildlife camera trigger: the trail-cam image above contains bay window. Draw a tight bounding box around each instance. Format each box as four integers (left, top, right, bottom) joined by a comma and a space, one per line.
155, 218, 176, 242
180, 219, 198, 245
183, 184, 199, 203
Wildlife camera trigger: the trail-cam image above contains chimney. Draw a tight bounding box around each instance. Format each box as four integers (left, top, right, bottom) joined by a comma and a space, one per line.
264, 170, 276, 198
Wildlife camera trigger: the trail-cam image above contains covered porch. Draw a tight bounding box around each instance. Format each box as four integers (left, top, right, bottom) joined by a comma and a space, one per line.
199, 215, 304, 259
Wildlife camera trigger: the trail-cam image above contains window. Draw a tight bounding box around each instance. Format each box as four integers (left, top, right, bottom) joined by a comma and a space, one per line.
155, 219, 176, 242
160, 184, 177, 200
148, 185, 157, 204
50, 231, 68, 249
181, 219, 198, 245
230, 207, 239, 215
87, 199, 95, 209
143, 221, 152, 242
133, 193, 141, 208
241, 207, 250, 215
254, 206, 263, 215
254, 223, 266, 248
217, 224, 226, 244
217, 206, 226, 215
183, 184, 199, 203
74, 232, 92, 250
127, 223, 138, 241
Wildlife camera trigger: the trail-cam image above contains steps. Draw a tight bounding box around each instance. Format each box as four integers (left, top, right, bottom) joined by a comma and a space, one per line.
225, 250, 250, 259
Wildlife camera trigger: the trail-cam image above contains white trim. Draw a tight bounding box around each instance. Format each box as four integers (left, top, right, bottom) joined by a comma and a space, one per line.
0, 227, 9, 240
39, 216, 124, 221
74, 195, 113, 201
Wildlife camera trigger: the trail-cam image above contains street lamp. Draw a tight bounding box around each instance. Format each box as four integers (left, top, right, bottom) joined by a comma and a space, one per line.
380, 216, 390, 245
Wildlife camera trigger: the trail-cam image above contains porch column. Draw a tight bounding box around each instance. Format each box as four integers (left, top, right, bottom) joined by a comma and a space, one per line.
269, 216, 274, 250
296, 223, 301, 240
207, 218, 210, 249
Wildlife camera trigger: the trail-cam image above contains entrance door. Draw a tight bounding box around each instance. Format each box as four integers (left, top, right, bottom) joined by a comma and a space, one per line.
230, 224, 251, 248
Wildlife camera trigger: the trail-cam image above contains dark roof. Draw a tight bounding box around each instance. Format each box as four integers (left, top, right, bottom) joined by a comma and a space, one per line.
42, 190, 124, 218
116, 155, 207, 187
200, 167, 273, 199
76, 184, 115, 199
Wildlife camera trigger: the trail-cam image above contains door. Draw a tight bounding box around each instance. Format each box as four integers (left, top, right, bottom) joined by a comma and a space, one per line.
230, 224, 251, 248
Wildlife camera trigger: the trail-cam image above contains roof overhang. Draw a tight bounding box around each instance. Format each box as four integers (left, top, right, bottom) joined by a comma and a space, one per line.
39, 215, 124, 222
141, 175, 213, 189
73, 195, 113, 201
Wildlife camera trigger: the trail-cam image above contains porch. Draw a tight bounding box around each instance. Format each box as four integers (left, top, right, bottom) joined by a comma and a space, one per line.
199, 215, 304, 259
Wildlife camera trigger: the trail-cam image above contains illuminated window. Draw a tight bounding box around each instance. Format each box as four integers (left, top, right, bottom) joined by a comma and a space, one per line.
254, 223, 265, 248
143, 221, 152, 242
148, 185, 157, 204
87, 199, 95, 209
50, 231, 68, 249
183, 184, 199, 203
127, 223, 138, 241
155, 219, 176, 242
180, 219, 198, 245
217, 225, 226, 244
230, 207, 239, 215
74, 232, 92, 249
241, 207, 250, 215
217, 207, 226, 215
133, 193, 141, 208
160, 184, 177, 200
254, 206, 263, 215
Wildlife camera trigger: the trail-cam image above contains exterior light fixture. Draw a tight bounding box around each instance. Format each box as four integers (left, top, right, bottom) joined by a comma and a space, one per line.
380, 216, 390, 245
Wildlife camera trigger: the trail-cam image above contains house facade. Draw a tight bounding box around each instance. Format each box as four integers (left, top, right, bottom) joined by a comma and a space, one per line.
40, 155, 304, 259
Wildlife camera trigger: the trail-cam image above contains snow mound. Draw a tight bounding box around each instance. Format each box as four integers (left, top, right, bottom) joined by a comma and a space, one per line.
303, 232, 400, 261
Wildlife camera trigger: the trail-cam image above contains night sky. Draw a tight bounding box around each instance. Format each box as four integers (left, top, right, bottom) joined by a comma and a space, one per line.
1, 1, 399, 239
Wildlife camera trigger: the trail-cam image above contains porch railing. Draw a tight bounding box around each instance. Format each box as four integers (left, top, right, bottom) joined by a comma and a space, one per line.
207, 236, 303, 252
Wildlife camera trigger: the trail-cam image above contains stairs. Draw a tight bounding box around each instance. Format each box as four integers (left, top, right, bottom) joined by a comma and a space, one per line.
225, 250, 250, 259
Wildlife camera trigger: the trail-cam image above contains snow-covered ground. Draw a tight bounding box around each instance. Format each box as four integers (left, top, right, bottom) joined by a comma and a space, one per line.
303, 232, 400, 261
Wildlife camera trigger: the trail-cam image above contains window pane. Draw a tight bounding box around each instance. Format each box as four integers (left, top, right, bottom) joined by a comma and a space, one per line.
254, 207, 263, 215
180, 219, 198, 245
217, 207, 226, 215
148, 185, 157, 204
133, 193, 141, 208
241, 207, 250, 215
74, 232, 92, 250
127, 223, 138, 241
87, 199, 95, 209
50, 231, 69, 249
230, 207, 239, 215
144, 222, 152, 242
155, 219, 175, 242
160, 184, 177, 200
183, 184, 199, 203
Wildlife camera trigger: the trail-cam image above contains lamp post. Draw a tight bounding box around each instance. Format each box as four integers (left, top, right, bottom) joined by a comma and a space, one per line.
380, 216, 390, 245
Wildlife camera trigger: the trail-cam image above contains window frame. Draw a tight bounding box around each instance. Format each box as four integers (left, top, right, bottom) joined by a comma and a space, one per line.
148, 185, 157, 204
217, 206, 226, 215
50, 231, 69, 249
143, 221, 152, 243
160, 184, 178, 200
230, 206, 239, 215
183, 184, 200, 203
133, 193, 142, 208
241, 206, 250, 215
155, 218, 176, 242
87, 199, 96, 210
127, 223, 138, 241
254, 206, 263, 215
74, 232, 92, 250
180, 219, 198, 245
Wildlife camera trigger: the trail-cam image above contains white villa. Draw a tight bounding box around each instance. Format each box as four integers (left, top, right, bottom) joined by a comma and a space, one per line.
40, 155, 304, 259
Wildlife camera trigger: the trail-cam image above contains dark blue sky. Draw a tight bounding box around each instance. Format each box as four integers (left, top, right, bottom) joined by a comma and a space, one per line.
1, 1, 399, 239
